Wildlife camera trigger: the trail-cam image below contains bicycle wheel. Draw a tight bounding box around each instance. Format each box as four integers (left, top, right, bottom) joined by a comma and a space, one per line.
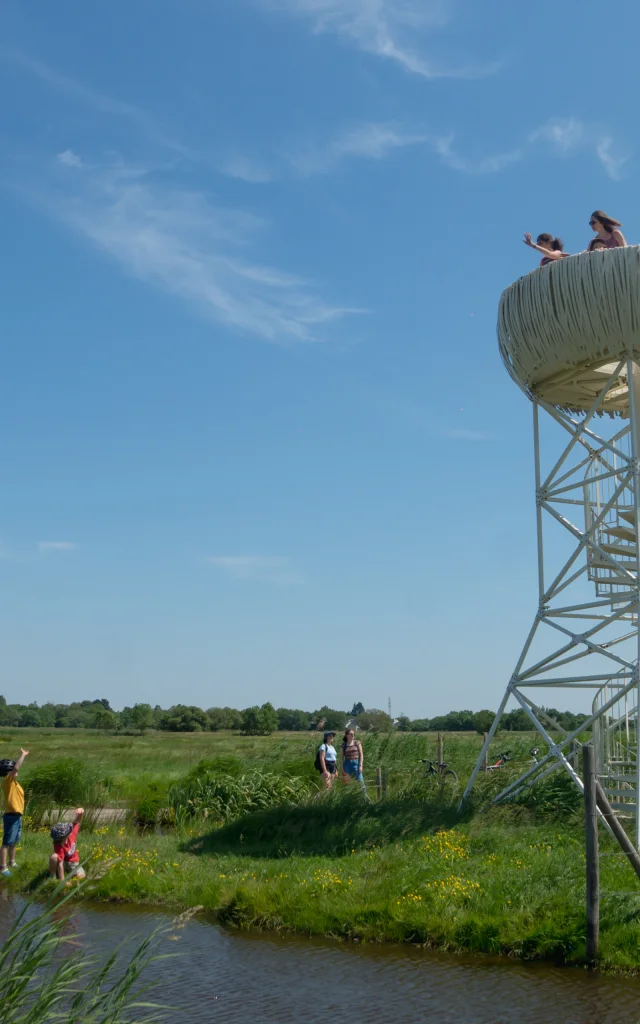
441, 769, 458, 784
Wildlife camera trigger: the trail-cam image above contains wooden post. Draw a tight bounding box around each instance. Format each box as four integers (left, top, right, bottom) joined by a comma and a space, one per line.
376, 766, 383, 801
583, 743, 599, 964
483, 732, 488, 772
437, 733, 444, 768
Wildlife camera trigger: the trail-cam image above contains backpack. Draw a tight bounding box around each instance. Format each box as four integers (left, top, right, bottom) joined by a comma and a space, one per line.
314, 745, 324, 772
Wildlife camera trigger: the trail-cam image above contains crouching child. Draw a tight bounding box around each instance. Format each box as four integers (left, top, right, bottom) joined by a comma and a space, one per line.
49, 808, 86, 881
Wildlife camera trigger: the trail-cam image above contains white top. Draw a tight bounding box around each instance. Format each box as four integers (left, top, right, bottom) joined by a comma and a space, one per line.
319, 743, 337, 763
498, 246, 640, 415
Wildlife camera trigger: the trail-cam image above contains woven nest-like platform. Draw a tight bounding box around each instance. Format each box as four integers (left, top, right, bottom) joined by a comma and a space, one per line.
498, 246, 640, 415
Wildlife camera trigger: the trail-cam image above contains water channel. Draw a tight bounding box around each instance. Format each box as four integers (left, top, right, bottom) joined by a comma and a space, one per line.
1, 897, 639, 1023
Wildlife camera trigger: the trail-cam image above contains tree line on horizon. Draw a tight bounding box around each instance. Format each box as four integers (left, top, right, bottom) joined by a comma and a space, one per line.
0, 696, 589, 736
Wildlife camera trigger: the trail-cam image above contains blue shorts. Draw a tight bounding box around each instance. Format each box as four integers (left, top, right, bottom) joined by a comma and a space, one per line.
3, 813, 22, 847
343, 760, 363, 781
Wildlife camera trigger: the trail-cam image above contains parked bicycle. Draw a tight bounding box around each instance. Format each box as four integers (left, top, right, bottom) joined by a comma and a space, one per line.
486, 751, 512, 771
419, 759, 458, 784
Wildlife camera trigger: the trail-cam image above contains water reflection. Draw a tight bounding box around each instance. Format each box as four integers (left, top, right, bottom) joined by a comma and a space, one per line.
0, 898, 638, 1023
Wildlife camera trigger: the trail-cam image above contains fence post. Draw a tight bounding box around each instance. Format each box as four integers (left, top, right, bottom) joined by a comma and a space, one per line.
583, 743, 599, 965
483, 732, 488, 772
437, 733, 444, 767
376, 766, 383, 801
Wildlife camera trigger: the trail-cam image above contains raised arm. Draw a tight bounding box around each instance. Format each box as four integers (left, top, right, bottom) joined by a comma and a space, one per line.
13, 748, 29, 774
523, 233, 564, 260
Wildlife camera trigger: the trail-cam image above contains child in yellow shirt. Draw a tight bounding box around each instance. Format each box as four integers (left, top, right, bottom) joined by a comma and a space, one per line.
0, 749, 29, 877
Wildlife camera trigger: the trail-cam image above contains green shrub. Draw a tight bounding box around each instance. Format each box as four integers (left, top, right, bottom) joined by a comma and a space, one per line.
169, 768, 312, 825
25, 758, 105, 807
128, 779, 169, 829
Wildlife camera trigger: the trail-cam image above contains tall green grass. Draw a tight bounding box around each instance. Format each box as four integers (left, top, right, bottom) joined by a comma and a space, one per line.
0, 888, 165, 1022
169, 766, 313, 827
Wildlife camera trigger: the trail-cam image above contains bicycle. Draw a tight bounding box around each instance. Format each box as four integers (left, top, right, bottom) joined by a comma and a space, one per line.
418, 759, 458, 784
486, 751, 512, 771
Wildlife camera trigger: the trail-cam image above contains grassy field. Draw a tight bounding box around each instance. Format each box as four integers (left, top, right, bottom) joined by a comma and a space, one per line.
5, 727, 640, 970
0, 726, 531, 802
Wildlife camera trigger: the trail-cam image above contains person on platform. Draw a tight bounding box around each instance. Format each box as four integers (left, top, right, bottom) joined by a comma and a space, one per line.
588, 237, 608, 252
523, 233, 568, 266
588, 211, 627, 249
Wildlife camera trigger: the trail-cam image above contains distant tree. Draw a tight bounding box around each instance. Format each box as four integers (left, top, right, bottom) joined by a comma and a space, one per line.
502, 708, 531, 732
93, 709, 117, 731
276, 708, 310, 731
350, 701, 365, 717
98, 698, 113, 711
356, 709, 393, 732
160, 705, 209, 732
40, 704, 57, 727
312, 706, 347, 732
474, 710, 495, 734
207, 707, 242, 731
240, 702, 279, 736
396, 715, 412, 732
130, 703, 153, 734
409, 719, 431, 732
18, 709, 42, 728
0, 695, 6, 709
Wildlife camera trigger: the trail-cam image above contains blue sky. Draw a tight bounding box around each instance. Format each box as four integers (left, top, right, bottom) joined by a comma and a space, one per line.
0, 0, 637, 715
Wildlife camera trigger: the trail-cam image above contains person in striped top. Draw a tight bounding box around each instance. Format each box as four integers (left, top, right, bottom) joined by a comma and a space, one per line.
340, 729, 367, 796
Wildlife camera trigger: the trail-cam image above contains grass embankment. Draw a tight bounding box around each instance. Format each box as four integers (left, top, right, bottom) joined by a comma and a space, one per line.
5, 727, 640, 969
9, 790, 640, 970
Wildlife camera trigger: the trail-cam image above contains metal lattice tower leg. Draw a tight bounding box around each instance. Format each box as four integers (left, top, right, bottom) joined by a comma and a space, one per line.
461, 359, 640, 842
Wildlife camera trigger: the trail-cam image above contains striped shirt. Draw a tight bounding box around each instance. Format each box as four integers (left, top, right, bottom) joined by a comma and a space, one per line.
342, 741, 360, 761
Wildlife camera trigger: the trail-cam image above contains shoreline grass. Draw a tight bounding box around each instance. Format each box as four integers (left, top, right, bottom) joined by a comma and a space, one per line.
4, 727, 639, 972
6, 794, 640, 972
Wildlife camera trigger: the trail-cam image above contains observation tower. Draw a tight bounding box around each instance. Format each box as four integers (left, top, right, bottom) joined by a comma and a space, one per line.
461, 246, 640, 844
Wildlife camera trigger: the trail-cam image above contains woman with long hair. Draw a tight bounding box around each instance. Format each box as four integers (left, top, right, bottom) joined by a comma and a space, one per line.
523, 232, 568, 266
589, 210, 627, 249
340, 728, 367, 797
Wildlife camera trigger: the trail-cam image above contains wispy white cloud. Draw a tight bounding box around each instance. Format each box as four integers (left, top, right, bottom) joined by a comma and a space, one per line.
26, 153, 358, 343
428, 118, 630, 178
528, 117, 584, 153
38, 541, 77, 552
208, 555, 303, 584
255, 0, 498, 79
285, 122, 426, 176
57, 149, 84, 169
430, 134, 522, 175
221, 122, 425, 181
1, 47, 192, 157
219, 156, 275, 184
596, 138, 629, 181
529, 118, 630, 181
